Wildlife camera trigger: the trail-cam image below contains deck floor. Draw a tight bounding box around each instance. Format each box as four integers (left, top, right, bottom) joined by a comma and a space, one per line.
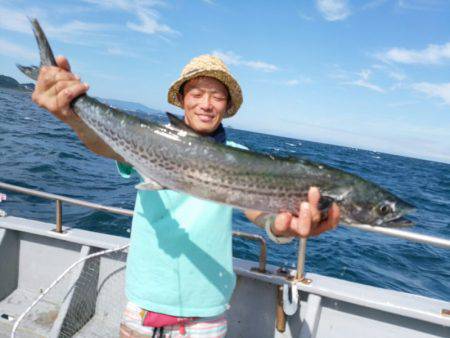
0, 288, 59, 338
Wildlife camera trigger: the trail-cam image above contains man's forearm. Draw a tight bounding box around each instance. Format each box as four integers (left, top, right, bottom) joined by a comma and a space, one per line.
68, 118, 125, 162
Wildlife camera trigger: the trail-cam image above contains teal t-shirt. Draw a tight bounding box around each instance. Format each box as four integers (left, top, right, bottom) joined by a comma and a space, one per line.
118, 140, 247, 317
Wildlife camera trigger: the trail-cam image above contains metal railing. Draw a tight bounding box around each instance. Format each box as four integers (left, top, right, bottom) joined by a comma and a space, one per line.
0, 181, 267, 272
0, 181, 449, 280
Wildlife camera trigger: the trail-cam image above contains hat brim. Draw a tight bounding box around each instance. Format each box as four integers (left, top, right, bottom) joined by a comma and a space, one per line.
167, 69, 242, 118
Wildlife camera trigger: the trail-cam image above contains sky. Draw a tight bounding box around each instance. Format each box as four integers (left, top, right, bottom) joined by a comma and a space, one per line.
0, 0, 449, 163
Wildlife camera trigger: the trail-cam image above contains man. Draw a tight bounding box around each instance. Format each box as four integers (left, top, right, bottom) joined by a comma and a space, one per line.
32, 54, 340, 337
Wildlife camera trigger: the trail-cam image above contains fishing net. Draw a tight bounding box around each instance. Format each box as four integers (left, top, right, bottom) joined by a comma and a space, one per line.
11, 244, 129, 338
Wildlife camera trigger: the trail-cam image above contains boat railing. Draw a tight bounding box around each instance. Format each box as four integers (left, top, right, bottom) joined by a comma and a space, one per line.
0, 181, 449, 281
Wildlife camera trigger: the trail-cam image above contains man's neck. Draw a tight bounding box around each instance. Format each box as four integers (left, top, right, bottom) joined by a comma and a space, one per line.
183, 116, 227, 144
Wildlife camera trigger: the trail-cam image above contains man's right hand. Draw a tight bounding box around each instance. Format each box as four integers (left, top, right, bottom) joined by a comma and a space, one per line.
31, 56, 124, 162
32, 56, 89, 124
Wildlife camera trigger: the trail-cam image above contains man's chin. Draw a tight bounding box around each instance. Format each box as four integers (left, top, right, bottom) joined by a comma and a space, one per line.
191, 120, 219, 134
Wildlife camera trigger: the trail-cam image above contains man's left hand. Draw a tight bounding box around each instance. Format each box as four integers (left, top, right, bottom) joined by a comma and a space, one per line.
271, 187, 340, 238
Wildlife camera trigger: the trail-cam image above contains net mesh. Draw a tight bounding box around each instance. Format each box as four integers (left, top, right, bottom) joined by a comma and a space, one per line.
11, 244, 129, 338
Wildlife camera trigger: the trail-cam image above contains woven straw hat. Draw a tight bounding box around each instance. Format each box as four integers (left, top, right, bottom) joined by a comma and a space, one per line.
167, 54, 243, 118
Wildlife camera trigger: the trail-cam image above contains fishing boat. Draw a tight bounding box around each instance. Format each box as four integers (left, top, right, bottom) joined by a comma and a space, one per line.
0, 181, 449, 337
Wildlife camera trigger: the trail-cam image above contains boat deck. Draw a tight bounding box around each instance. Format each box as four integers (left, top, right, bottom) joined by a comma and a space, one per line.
1, 216, 449, 337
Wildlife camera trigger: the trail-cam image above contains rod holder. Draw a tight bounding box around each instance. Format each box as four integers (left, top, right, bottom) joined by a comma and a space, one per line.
296, 238, 307, 280
55, 200, 62, 233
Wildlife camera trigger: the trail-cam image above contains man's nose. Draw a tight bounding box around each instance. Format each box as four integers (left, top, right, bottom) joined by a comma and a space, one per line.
199, 95, 213, 110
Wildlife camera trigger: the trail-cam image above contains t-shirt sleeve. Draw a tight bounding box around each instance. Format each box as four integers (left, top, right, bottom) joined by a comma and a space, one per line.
116, 161, 136, 178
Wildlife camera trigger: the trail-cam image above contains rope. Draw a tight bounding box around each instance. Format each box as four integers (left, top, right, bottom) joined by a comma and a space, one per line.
11, 243, 130, 337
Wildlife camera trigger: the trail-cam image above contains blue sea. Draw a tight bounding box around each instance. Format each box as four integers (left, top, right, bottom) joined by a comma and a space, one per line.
1, 88, 449, 301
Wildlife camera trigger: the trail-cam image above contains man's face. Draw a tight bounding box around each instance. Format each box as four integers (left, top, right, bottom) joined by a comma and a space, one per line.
179, 76, 229, 134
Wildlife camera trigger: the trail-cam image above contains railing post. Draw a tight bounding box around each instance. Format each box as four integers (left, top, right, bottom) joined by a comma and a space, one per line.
55, 200, 62, 233
296, 237, 307, 280
232, 231, 267, 273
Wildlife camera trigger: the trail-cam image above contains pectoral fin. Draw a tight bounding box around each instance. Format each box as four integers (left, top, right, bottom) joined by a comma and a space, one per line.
135, 180, 165, 191
134, 173, 166, 191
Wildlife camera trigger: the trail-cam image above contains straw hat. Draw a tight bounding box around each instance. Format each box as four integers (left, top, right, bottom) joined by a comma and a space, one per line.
167, 54, 243, 118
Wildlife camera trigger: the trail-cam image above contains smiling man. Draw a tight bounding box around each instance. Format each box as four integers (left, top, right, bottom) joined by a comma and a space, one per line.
32, 54, 340, 337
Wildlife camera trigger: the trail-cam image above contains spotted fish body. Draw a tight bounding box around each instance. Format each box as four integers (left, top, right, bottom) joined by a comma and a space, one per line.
18, 19, 414, 227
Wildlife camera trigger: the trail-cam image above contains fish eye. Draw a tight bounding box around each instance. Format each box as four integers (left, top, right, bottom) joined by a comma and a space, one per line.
378, 203, 392, 215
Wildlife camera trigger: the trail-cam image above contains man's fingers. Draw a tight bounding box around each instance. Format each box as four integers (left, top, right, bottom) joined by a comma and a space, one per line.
307, 186, 322, 225
273, 212, 292, 236
54, 80, 85, 95
38, 67, 79, 91
57, 82, 89, 103
311, 203, 340, 236
54, 71, 80, 82
291, 202, 312, 237
56, 55, 71, 72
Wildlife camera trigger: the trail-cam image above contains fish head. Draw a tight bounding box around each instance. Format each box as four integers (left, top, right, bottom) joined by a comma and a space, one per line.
338, 184, 415, 227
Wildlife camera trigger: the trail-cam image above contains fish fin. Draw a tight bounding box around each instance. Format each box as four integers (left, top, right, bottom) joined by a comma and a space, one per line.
135, 180, 166, 191
166, 112, 200, 136
134, 174, 166, 191
16, 64, 40, 81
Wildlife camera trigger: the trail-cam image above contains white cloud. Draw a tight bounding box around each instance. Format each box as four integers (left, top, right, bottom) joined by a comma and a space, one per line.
212, 50, 278, 72
127, 10, 176, 35
387, 71, 406, 81
82, 0, 178, 36
316, 0, 351, 21
285, 76, 312, 86
377, 42, 450, 65
412, 82, 450, 105
397, 0, 446, 11
0, 38, 36, 61
345, 69, 385, 93
0, 6, 32, 34
285, 79, 300, 86
0, 5, 113, 46
361, 0, 388, 10
298, 11, 314, 21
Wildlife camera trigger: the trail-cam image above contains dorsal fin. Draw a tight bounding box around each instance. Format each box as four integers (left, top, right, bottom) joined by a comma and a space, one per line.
166, 112, 200, 136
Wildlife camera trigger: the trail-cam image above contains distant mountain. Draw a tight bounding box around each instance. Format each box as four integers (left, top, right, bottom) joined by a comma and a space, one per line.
0, 73, 167, 120
98, 98, 163, 116
0, 75, 35, 92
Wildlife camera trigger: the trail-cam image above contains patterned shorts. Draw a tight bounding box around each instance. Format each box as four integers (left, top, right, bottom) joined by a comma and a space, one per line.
120, 302, 228, 338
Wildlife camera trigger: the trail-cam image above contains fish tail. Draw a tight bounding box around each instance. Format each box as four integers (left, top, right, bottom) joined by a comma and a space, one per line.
29, 18, 56, 67
16, 64, 39, 80
16, 19, 57, 81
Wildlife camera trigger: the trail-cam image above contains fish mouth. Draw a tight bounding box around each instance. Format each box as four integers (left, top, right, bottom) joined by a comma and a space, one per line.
380, 215, 415, 228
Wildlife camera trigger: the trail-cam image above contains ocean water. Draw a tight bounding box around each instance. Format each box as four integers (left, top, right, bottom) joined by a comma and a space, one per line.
1, 88, 449, 301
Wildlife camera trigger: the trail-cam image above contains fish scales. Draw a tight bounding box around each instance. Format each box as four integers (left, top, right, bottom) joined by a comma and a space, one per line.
18, 18, 415, 227
77, 96, 342, 214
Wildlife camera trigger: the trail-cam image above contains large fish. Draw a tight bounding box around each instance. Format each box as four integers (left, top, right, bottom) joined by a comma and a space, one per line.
18, 19, 414, 227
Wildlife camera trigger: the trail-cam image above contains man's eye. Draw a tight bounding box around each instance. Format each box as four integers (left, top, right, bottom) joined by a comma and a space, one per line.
213, 96, 226, 101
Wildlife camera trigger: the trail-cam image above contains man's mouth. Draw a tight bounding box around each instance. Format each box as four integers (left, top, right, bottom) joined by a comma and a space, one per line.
196, 114, 215, 123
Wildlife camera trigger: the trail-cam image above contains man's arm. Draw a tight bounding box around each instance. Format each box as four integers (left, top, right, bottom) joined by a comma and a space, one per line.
32, 56, 125, 162
245, 187, 340, 239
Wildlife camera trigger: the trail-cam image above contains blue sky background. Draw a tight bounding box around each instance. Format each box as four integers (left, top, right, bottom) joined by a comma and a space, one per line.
1, 0, 449, 163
